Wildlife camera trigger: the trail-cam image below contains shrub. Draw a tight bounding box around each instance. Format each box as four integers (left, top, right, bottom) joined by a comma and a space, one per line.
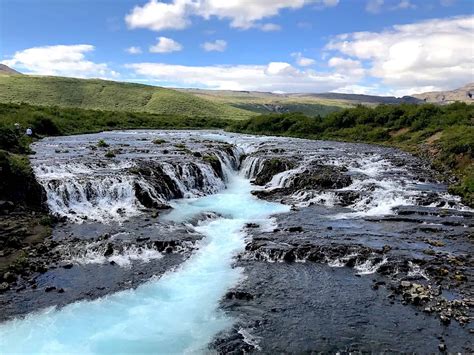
97, 139, 109, 148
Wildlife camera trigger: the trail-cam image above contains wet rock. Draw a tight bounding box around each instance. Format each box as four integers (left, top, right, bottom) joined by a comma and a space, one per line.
0, 282, 10, 292
103, 243, 114, 257
3, 271, 17, 283
225, 290, 254, 301
290, 164, 352, 191
254, 158, 295, 186
335, 190, 360, 206
287, 226, 303, 233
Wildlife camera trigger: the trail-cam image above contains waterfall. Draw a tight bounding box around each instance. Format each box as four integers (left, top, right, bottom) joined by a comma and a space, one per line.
32, 144, 240, 223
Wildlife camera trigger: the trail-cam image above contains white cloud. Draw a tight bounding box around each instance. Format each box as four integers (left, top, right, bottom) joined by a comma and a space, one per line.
291, 52, 316, 67
259, 23, 282, 32
1, 44, 118, 79
126, 46, 142, 54
126, 61, 359, 93
328, 57, 365, 77
201, 39, 227, 52
366, 0, 384, 14
149, 37, 183, 53
125, 0, 338, 31
125, 0, 190, 32
326, 15, 474, 94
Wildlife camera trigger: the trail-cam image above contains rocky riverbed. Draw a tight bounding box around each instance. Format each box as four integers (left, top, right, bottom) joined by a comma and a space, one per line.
0, 130, 472, 352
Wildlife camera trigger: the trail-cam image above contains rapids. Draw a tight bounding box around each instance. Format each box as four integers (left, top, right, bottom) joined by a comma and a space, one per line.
0, 172, 289, 353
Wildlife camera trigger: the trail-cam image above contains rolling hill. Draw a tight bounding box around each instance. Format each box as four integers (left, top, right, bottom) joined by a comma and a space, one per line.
0, 74, 255, 120
177, 88, 421, 117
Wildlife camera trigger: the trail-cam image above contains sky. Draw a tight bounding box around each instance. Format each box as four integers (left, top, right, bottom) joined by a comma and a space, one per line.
0, 0, 473, 96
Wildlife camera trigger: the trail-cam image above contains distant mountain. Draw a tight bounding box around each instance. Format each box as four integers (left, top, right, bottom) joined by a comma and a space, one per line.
413, 83, 474, 104
177, 88, 421, 117
288, 92, 420, 105
0, 64, 22, 75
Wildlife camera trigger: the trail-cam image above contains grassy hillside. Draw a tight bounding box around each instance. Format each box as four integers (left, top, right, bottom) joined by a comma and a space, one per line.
178, 88, 347, 116
230, 103, 474, 206
0, 75, 254, 120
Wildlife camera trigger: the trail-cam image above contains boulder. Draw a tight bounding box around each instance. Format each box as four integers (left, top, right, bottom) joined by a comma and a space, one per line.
254, 158, 295, 186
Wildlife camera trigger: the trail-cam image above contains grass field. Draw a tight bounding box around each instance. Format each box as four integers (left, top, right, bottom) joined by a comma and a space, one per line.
0, 74, 255, 120
178, 88, 348, 117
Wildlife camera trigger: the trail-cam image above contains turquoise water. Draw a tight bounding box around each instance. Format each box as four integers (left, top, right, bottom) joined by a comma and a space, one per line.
0, 173, 289, 354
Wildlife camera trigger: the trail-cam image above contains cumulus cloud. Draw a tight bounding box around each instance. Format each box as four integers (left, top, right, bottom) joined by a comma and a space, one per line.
149, 37, 183, 53
328, 57, 365, 77
126, 46, 142, 54
125, 0, 338, 31
326, 15, 474, 94
1, 44, 118, 79
126, 61, 358, 92
125, 0, 190, 32
292, 52, 316, 67
201, 39, 227, 52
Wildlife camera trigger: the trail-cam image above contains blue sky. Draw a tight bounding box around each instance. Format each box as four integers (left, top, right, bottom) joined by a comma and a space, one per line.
1, 0, 473, 95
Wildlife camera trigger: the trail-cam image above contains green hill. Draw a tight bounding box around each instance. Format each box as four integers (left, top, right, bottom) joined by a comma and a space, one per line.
0, 75, 254, 120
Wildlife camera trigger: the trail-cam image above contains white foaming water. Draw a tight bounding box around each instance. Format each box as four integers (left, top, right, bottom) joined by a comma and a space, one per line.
60, 243, 164, 267
354, 257, 388, 275
0, 172, 289, 354
35, 159, 230, 223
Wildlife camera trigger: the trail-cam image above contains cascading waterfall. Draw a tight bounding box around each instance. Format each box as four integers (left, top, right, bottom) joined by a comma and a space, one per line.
0, 165, 289, 354
33, 146, 240, 223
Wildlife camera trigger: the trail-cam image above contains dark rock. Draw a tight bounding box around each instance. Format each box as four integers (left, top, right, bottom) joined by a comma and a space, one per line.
45, 286, 56, 292
287, 226, 303, 233
104, 243, 114, 257
225, 290, 254, 301
254, 158, 295, 186
3, 271, 17, 283
0, 282, 10, 292
335, 190, 359, 206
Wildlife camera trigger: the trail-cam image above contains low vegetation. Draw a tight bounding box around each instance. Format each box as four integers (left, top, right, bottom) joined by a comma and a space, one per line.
230, 102, 474, 205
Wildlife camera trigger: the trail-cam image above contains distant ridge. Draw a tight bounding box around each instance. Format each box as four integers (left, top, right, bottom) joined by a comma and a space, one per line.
0, 64, 22, 75
286, 92, 420, 104
413, 83, 474, 104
